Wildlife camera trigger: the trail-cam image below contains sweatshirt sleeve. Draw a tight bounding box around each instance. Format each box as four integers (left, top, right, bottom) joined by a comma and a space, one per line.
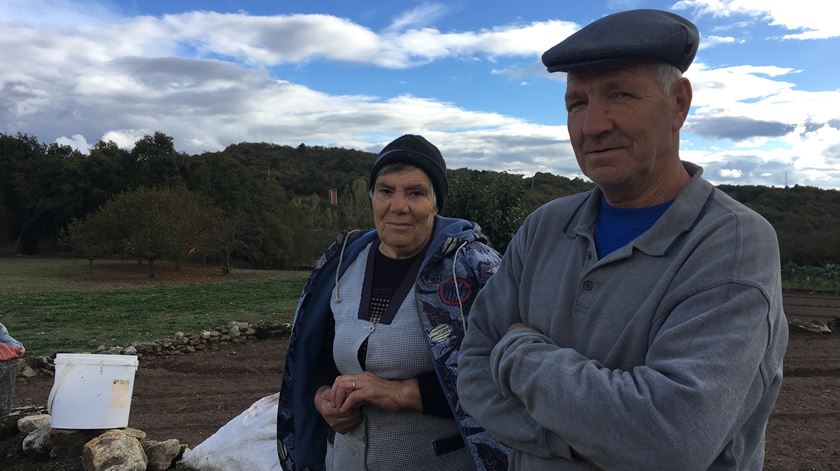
490, 282, 774, 470
457, 228, 574, 460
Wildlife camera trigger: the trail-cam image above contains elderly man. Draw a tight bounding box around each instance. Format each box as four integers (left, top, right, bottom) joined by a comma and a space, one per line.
457, 9, 788, 471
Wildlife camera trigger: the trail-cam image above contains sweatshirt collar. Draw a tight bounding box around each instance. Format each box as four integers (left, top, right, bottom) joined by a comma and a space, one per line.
571, 161, 714, 257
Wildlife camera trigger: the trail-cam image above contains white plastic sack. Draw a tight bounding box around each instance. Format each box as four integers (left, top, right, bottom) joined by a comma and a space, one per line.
181, 393, 283, 471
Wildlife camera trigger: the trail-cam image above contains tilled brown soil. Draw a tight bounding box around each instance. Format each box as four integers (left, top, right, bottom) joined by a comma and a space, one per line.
9, 293, 840, 470
13, 338, 287, 448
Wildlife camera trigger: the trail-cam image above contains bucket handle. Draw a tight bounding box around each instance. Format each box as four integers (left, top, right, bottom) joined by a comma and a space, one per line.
47, 365, 71, 415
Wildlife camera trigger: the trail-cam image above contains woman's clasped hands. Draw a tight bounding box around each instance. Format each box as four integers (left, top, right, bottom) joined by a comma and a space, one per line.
314, 372, 422, 434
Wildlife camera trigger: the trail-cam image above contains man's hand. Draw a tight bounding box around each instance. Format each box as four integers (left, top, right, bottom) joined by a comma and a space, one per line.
313, 385, 362, 434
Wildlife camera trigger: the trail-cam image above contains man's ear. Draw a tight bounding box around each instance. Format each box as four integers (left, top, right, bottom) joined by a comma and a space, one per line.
672, 77, 693, 132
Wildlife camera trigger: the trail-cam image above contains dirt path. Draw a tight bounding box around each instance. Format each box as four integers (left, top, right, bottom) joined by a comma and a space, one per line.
783, 292, 840, 321
10, 293, 840, 469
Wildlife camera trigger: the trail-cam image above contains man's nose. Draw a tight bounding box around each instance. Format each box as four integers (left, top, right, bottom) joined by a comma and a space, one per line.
581, 100, 613, 137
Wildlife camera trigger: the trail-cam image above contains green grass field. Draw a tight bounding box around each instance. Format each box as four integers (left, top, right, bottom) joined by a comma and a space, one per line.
0, 258, 307, 356
2, 257, 837, 357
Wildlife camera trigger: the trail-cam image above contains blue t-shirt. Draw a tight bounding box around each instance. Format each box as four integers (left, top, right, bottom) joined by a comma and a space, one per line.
595, 195, 673, 259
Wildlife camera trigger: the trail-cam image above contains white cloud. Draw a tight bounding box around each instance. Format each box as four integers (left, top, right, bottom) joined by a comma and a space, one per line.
677, 61, 840, 187
490, 62, 552, 80
699, 35, 745, 49
0, 10, 578, 70
687, 63, 840, 130
55, 134, 91, 153
673, 0, 840, 39
1, 40, 574, 171
0, 8, 582, 175
426, 123, 575, 174
101, 130, 147, 150
385, 2, 449, 33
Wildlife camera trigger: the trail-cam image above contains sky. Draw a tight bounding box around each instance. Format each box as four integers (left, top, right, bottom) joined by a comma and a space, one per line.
2, 0, 840, 188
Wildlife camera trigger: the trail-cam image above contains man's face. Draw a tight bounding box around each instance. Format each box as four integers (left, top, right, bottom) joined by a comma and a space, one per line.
565, 63, 685, 200
371, 168, 437, 259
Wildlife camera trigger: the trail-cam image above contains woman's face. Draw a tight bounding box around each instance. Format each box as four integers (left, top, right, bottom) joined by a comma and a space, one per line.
371, 168, 437, 259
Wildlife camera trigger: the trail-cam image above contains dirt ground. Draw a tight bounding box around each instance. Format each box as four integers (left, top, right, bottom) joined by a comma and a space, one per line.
8, 293, 840, 470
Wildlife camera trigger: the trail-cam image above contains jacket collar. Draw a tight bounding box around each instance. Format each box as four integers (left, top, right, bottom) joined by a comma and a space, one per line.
338, 215, 483, 277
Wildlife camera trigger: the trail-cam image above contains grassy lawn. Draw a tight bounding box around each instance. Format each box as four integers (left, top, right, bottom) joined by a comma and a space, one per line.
3, 258, 838, 357
781, 263, 840, 295
0, 258, 307, 357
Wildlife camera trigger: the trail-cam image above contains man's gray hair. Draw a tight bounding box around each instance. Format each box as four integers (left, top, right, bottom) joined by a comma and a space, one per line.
652, 62, 683, 95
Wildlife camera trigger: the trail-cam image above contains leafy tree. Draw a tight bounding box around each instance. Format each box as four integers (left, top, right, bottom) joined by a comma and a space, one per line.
131, 132, 188, 188
208, 212, 248, 276
338, 177, 373, 230
0, 133, 46, 252
1, 137, 87, 253
62, 210, 118, 271
187, 151, 310, 268
445, 169, 528, 252
83, 140, 134, 211
290, 194, 340, 267
523, 172, 593, 212
168, 192, 220, 270
80, 187, 219, 277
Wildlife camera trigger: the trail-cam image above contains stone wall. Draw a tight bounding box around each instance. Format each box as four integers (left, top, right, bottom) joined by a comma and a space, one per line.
17, 320, 292, 379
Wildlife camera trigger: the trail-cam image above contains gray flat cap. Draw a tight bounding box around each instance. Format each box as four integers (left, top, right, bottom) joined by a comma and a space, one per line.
542, 9, 699, 73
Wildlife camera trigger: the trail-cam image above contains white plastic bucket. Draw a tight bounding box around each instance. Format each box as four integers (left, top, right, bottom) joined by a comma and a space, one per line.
48, 353, 139, 429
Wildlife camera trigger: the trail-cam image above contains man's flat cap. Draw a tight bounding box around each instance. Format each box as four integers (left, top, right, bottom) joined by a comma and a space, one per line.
542, 9, 699, 73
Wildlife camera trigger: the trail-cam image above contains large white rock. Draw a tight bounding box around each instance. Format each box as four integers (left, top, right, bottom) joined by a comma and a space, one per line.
17, 414, 50, 433
82, 429, 148, 471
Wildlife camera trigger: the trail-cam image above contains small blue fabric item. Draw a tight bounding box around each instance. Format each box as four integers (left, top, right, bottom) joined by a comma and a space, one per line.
595, 195, 673, 259
542, 9, 699, 73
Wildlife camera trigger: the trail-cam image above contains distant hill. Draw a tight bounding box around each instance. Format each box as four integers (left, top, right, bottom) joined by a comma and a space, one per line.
2, 131, 839, 267
207, 142, 375, 196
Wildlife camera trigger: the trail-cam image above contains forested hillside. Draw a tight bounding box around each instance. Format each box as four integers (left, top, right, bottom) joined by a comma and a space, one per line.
718, 184, 840, 266
2, 132, 838, 271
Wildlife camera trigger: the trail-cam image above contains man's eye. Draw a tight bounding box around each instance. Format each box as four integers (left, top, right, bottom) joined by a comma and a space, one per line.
566, 100, 585, 111
377, 188, 393, 195
407, 190, 424, 198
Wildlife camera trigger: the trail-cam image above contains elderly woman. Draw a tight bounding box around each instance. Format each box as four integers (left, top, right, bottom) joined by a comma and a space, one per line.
276, 135, 509, 471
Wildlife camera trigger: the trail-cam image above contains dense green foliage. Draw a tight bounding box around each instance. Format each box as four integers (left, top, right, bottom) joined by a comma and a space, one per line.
2, 131, 840, 269
447, 169, 530, 252
719, 185, 840, 265
65, 187, 220, 277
